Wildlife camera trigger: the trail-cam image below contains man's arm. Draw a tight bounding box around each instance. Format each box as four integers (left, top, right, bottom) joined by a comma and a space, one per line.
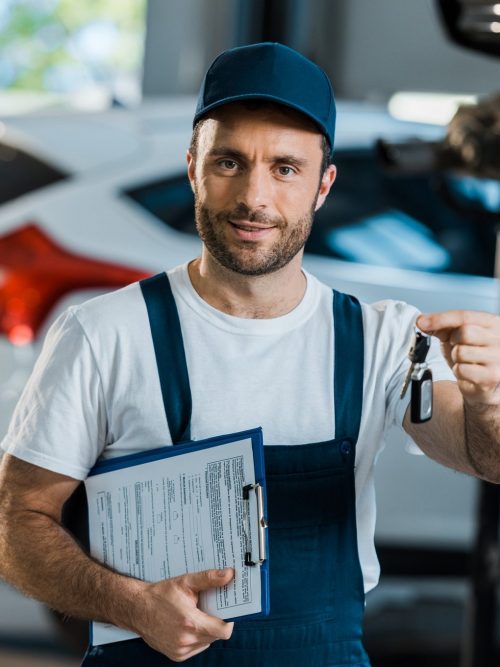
403, 310, 500, 484
0, 454, 234, 662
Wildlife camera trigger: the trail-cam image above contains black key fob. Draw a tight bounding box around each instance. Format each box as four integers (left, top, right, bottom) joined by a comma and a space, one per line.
410, 368, 433, 423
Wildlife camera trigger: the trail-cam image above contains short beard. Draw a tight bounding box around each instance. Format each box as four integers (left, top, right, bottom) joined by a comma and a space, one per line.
194, 197, 318, 276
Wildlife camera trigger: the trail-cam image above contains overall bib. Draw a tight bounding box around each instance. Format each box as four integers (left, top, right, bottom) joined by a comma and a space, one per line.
82, 273, 371, 667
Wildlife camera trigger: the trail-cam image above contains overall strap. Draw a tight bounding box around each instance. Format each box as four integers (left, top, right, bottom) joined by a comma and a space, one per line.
140, 273, 191, 443
333, 290, 364, 444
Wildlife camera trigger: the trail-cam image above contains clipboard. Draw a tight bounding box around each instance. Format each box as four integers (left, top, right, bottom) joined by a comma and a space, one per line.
85, 427, 269, 646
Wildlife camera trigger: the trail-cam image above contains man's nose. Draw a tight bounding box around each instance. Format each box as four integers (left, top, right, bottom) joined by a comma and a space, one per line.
236, 167, 270, 210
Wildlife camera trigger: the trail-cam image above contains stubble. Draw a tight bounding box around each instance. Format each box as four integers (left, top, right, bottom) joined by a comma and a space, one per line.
194, 197, 318, 276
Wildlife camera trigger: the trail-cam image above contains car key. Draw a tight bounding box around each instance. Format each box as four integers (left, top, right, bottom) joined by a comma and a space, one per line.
400, 328, 433, 423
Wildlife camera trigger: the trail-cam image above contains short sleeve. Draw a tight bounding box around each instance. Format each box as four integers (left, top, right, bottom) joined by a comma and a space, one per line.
383, 302, 456, 452
0, 308, 107, 479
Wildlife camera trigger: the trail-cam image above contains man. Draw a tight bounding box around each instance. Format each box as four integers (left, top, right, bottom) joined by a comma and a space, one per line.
0, 43, 499, 667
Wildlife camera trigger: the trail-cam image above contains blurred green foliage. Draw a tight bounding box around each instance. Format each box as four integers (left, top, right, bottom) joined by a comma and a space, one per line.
0, 0, 146, 92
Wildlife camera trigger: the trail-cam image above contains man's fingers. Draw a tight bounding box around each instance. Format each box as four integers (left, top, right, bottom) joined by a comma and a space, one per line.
163, 611, 232, 661
140, 572, 234, 662
417, 310, 498, 336
453, 362, 500, 387
185, 643, 212, 660
194, 611, 234, 641
448, 326, 499, 347
169, 642, 211, 663
451, 344, 500, 365
184, 568, 234, 593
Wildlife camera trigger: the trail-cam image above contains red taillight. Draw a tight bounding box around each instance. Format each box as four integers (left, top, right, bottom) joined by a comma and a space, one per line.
0, 223, 152, 345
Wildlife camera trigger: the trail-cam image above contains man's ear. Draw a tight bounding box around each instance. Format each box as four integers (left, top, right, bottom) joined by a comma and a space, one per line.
315, 164, 337, 211
187, 150, 196, 193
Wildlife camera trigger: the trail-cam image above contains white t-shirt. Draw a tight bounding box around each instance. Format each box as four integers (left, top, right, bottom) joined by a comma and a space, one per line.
1, 263, 454, 592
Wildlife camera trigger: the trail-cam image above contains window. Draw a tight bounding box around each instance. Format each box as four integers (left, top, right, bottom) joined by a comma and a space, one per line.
0, 141, 68, 204
125, 174, 196, 236
0, 1, 147, 112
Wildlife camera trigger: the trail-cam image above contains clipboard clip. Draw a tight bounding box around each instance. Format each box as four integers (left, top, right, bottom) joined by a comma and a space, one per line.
243, 483, 267, 566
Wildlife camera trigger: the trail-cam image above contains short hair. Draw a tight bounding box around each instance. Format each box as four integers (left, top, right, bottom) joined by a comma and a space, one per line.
189, 100, 332, 176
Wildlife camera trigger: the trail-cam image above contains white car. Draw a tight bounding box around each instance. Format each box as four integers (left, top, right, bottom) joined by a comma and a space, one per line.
0, 98, 495, 597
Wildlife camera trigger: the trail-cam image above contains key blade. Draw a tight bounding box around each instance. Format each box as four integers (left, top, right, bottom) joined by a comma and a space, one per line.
400, 366, 413, 399
401, 323, 431, 400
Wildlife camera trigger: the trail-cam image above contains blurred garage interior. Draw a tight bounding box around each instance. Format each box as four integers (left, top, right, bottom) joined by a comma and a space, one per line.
1, 1, 500, 666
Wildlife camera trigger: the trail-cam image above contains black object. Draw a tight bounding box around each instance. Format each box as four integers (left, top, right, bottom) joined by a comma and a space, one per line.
461, 482, 500, 667
243, 481, 256, 566
410, 332, 433, 424
411, 368, 434, 424
436, 0, 500, 59
49, 484, 90, 654
0, 141, 68, 205
61, 482, 89, 552
400, 330, 433, 424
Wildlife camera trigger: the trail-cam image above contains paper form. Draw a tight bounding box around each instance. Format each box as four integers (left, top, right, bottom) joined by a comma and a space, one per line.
85, 437, 261, 646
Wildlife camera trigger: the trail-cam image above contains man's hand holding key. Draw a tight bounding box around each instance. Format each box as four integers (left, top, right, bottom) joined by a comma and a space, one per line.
417, 310, 500, 408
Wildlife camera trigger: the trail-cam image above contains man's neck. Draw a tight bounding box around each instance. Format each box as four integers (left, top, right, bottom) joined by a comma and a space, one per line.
187, 253, 307, 319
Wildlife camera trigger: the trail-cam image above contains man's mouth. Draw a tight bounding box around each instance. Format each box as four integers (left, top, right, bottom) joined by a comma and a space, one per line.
228, 220, 277, 241
229, 220, 275, 231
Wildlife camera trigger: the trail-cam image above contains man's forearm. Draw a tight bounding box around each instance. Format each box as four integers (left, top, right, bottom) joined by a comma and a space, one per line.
0, 508, 146, 632
0, 453, 235, 664
464, 401, 500, 483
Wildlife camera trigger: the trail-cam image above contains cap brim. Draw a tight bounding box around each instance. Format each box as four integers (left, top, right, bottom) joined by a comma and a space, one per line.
193, 93, 333, 148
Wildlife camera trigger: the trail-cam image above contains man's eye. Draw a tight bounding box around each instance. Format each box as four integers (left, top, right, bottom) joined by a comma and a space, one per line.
219, 159, 238, 170
277, 166, 295, 176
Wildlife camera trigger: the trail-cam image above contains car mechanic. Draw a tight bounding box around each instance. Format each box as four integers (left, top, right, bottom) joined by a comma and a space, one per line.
1, 43, 500, 667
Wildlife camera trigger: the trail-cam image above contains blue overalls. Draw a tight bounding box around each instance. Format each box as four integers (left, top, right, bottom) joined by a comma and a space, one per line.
82, 273, 371, 667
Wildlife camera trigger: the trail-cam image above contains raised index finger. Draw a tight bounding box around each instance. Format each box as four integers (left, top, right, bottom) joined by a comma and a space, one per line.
417, 310, 498, 337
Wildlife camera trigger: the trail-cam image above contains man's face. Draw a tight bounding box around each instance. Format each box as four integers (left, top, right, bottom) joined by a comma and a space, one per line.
187, 104, 336, 276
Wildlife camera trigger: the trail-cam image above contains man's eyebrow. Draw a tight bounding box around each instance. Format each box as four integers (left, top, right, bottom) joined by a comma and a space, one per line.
207, 147, 247, 161
207, 147, 308, 168
268, 154, 308, 168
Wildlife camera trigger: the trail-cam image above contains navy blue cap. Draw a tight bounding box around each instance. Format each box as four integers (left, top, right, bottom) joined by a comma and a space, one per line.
194, 42, 336, 150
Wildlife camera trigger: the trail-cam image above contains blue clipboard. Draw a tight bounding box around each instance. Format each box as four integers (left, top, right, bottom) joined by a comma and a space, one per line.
87, 426, 269, 633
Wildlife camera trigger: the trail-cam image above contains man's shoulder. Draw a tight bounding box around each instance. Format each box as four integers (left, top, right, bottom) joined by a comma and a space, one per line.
356, 298, 419, 348
69, 280, 146, 340
310, 271, 420, 326
69, 266, 190, 343
359, 297, 418, 324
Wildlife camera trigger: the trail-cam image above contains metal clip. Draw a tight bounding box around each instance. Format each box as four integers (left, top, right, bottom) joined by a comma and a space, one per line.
243, 483, 267, 566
